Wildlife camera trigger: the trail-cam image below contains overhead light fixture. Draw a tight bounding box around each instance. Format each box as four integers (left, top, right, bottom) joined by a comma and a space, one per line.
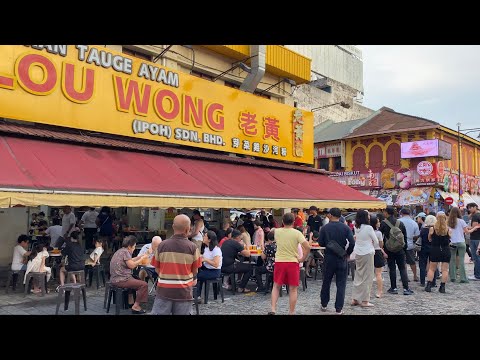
258, 78, 296, 95
212, 62, 251, 82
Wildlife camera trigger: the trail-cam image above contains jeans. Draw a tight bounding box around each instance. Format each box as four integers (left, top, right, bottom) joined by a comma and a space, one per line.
197, 267, 221, 297
221, 262, 253, 289
449, 242, 468, 282
470, 240, 480, 279
418, 251, 429, 285
386, 250, 410, 290
320, 254, 347, 312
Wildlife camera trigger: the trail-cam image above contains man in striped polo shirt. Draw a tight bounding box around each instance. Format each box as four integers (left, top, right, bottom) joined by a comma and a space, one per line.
151, 214, 202, 315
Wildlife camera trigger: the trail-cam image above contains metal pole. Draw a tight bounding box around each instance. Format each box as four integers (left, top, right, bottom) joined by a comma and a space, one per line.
457, 123, 462, 203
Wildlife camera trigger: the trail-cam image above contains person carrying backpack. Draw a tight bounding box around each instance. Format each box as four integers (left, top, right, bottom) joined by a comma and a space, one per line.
379, 206, 414, 295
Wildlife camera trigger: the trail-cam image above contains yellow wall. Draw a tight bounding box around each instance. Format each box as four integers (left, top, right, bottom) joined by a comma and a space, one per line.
344, 129, 480, 176
345, 132, 426, 171
201, 45, 311, 85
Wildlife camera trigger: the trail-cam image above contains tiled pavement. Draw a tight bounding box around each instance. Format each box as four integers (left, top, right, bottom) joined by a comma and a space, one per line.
1, 263, 479, 315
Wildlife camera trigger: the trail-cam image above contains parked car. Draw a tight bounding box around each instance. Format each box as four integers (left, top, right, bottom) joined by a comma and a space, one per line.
247, 209, 272, 220
229, 209, 246, 223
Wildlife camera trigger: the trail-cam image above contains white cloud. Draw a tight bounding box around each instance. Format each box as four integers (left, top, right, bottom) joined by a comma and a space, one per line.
416, 98, 440, 105
363, 45, 480, 94
360, 45, 480, 130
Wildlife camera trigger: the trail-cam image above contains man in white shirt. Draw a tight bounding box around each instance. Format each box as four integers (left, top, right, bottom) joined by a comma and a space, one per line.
45, 218, 63, 248
138, 236, 163, 283
398, 208, 420, 282
81, 207, 99, 251
62, 206, 77, 240
11, 234, 31, 271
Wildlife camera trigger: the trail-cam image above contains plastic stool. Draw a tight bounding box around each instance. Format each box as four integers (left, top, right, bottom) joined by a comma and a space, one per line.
203, 277, 224, 304
66, 270, 86, 284
24, 272, 47, 297
55, 283, 87, 315
87, 264, 106, 289
106, 284, 136, 315
5, 270, 25, 293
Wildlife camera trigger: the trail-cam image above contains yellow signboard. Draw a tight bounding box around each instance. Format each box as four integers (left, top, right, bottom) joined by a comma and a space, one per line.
0, 45, 313, 164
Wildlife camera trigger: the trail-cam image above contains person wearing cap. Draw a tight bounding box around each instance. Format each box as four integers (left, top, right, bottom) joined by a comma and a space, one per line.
415, 212, 426, 231
418, 215, 438, 287
466, 202, 480, 280
399, 208, 420, 282
307, 206, 322, 234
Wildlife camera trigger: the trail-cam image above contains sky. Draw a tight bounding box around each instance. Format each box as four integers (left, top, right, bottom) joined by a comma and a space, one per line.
359, 45, 480, 134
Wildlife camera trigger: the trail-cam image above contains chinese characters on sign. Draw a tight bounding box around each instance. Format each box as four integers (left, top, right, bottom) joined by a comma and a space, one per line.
315, 142, 342, 159
233, 112, 286, 157
293, 109, 304, 158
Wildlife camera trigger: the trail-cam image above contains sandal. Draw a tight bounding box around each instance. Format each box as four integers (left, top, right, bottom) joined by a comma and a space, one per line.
360, 302, 374, 308
131, 309, 147, 314
267, 311, 276, 315
350, 300, 359, 306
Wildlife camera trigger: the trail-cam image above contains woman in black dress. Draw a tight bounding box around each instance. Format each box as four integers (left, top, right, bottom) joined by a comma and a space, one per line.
425, 212, 452, 293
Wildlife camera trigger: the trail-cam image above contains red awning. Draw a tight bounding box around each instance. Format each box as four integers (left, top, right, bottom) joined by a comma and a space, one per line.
0, 136, 384, 209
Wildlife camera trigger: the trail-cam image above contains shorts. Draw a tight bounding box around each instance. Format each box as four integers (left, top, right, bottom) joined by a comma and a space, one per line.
65, 264, 84, 272
405, 249, 416, 265
374, 250, 385, 268
273, 262, 299, 287
430, 247, 451, 263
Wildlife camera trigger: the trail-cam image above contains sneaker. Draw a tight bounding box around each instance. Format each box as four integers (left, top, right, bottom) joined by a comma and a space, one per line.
55, 285, 61, 293
403, 289, 414, 295
387, 288, 398, 294
320, 306, 327, 312
281, 285, 287, 291
468, 275, 480, 281
335, 310, 344, 315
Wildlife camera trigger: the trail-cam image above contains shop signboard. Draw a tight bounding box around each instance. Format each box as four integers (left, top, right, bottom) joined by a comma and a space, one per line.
401, 139, 452, 159
330, 170, 380, 188
0, 45, 313, 164
395, 187, 432, 206
414, 161, 437, 186
316, 142, 342, 159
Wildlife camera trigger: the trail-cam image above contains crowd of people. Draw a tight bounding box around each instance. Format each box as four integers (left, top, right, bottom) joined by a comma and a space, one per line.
10, 202, 480, 315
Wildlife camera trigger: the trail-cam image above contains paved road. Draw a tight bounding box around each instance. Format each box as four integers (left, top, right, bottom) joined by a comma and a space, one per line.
1, 263, 479, 315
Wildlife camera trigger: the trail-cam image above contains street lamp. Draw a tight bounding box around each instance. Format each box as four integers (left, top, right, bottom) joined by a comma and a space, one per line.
457, 123, 480, 204
311, 101, 351, 112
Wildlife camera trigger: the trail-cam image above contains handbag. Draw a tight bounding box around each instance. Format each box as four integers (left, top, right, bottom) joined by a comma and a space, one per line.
414, 238, 422, 252
325, 235, 347, 258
